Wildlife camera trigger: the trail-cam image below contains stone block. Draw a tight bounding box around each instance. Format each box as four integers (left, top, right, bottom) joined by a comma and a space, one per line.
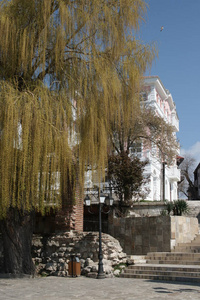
45, 262, 57, 272
134, 246, 142, 255
171, 232, 175, 239
157, 235, 163, 242
149, 236, 157, 246
135, 235, 142, 246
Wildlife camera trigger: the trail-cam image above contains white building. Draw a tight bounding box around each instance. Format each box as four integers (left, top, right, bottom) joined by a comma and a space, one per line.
141, 76, 180, 201
85, 76, 181, 202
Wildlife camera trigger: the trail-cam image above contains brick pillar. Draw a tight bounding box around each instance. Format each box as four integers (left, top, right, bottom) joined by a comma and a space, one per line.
73, 184, 84, 231
55, 182, 84, 232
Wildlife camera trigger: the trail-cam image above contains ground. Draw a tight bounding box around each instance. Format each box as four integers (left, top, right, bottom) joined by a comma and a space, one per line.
0, 276, 200, 299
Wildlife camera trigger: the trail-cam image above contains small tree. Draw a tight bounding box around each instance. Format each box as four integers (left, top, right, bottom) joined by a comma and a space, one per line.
108, 151, 149, 206
108, 103, 179, 206
178, 154, 197, 199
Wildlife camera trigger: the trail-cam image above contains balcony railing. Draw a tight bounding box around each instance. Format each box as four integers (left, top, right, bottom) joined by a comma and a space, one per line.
166, 166, 181, 181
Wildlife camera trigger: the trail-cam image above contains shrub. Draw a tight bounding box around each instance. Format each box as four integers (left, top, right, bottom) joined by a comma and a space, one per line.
173, 199, 189, 216
162, 200, 189, 216
166, 201, 174, 215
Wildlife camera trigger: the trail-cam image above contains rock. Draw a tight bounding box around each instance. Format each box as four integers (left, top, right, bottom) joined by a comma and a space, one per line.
58, 252, 64, 257
118, 252, 126, 259
108, 252, 118, 259
105, 273, 114, 278
33, 238, 43, 247
45, 262, 57, 272
47, 240, 59, 247
31, 232, 129, 278
52, 252, 59, 258
84, 258, 94, 267
66, 247, 73, 252
59, 247, 67, 252
104, 265, 112, 274
91, 265, 98, 272
86, 272, 97, 278
113, 269, 120, 276
82, 266, 91, 274
34, 257, 42, 263
54, 271, 66, 277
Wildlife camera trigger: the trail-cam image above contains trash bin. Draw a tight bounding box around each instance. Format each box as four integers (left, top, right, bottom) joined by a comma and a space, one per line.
68, 255, 81, 277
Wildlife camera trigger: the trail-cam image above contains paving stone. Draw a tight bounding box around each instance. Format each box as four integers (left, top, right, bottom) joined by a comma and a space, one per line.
1, 276, 200, 299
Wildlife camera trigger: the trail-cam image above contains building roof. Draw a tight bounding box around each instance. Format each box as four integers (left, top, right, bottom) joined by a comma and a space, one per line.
143, 75, 179, 119
194, 163, 200, 174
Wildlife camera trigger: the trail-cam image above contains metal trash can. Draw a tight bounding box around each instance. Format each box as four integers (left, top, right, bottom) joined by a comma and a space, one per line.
68, 255, 81, 277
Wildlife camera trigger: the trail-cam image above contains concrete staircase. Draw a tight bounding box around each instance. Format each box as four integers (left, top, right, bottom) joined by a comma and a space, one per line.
172, 233, 200, 253
121, 234, 200, 282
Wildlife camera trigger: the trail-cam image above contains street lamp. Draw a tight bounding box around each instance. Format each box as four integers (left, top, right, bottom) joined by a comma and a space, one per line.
162, 161, 167, 201
84, 188, 114, 279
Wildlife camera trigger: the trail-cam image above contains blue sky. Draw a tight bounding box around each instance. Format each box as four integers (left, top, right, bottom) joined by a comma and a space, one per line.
139, 0, 200, 164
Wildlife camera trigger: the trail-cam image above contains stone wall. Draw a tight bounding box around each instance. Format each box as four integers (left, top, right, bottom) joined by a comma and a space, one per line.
187, 201, 200, 224
108, 216, 199, 255
131, 201, 166, 217
130, 201, 200, 221
170, 216, 199, 249
32, 231, 128, 277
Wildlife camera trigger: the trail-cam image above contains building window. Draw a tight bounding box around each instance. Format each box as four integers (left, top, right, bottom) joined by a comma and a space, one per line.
130, 142, 142, 158
140, 92, 148, 102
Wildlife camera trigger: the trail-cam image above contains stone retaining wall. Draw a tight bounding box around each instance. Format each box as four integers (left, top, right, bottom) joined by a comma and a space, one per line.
187, 201, 200, 224
131, 201, 200, 222
131, 201, 166, 216
170, 216, 199, 249
32, 231, 128, 277
108, 216, 199, 255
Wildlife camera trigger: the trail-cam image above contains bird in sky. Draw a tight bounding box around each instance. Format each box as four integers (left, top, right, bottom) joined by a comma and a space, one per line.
160, 26, 164, 32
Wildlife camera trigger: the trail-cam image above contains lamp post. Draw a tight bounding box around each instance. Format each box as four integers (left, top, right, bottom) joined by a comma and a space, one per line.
84, 187, 113, 279
162, 161, 166, 201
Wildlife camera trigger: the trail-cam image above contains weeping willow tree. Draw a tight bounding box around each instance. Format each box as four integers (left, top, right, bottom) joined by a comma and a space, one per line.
0, 0, 156, 275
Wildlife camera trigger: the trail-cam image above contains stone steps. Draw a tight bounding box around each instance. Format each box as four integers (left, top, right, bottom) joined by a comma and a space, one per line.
120, 252, 200, 282
172, 247, 200, 253
172, 239, 200, 252
172, 234, 200, 252
127, 264, 200, 273
147, 251, 200, 257
146, 260, 200, 265
121, 263, 200, 283
146, 252, 200, 265
120, 233, 200, 282
126, 255, 146, 264
146, 252, 200, 261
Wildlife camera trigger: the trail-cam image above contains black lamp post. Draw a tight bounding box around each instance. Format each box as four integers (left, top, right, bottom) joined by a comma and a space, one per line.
84, 188, 114, 279
162, 161, 167, 201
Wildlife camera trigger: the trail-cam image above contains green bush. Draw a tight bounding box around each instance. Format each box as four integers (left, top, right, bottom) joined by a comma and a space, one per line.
173, 200, 189, 216
166, 201, 174, 215
162, 200, 189, 216
113, 263, 127, 277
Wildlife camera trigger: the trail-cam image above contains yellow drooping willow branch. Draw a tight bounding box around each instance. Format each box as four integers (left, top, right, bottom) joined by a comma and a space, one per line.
0, 83, 75, 216
0, 0, 156, 217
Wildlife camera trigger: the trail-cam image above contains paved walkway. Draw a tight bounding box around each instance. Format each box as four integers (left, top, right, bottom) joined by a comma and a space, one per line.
0, 276, 200, 300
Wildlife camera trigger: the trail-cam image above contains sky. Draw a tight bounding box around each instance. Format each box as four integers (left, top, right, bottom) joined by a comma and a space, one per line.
138, 0, 200, 166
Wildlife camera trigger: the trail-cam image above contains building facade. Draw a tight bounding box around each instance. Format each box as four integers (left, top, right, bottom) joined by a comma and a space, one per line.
194, 163, 200, 200
85, 76, 181, 202
141, 76, 180, 201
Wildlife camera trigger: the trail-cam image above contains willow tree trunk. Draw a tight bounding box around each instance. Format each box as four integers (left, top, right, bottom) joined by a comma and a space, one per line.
0, 208, 35, 275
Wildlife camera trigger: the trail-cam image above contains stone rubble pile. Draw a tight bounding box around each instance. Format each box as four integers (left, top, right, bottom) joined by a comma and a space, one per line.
32, 231, 128, 278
